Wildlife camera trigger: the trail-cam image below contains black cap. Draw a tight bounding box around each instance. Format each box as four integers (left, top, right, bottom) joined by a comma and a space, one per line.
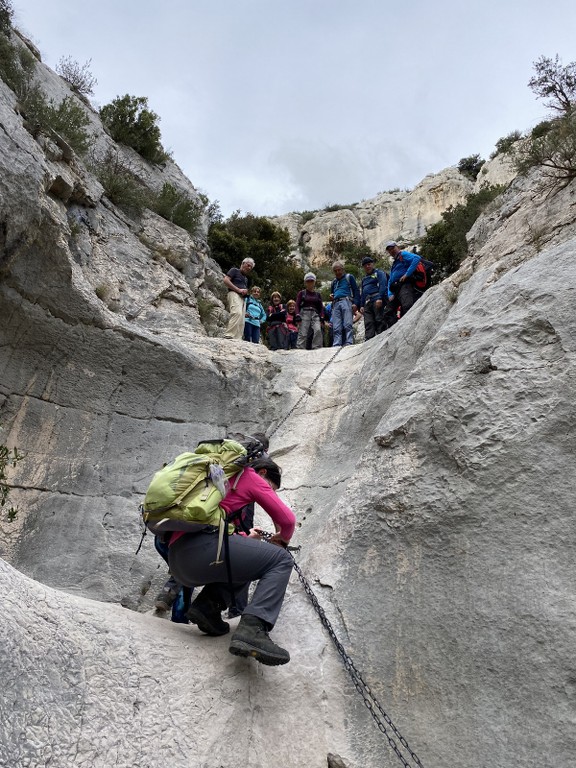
361, 256, 375, 265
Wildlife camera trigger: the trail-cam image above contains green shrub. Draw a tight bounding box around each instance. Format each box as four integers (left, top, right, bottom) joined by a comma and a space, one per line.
208, 212, 304, 300
0, 0, 13, 33
490, 130, 522, 158
531, 119, 555, 139
528, 55, 576, 115
513, 111, 576, 190
299, 210, 316, 223
324, 236, 377, 277
323, 202, 357, 213
150, 183, 203, 235
458, 154, 485, 181
56, 56, 97, 97
0, 33, 35, 97
511, 56, 576, 191
197, 296, 215, 325
418, 185, 505, 280
100, 94, 169, 164
21, 87, 92, 154
92, 151, 150, 215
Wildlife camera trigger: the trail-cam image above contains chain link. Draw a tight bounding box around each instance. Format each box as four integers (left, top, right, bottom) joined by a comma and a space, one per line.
267, 346, 343, 439
290, 555, 425, 768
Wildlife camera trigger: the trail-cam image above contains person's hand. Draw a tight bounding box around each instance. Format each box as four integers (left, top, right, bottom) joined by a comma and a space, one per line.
360, 307, 364, 314
248, 527, 266, 539
268, 532, 289, 548
239, 288, 248, 296
399, 275, 406, 283
352, 304, 357, 312
375, 299, 382, 307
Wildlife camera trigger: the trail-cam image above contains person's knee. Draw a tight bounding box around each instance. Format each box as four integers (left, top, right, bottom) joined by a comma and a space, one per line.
274, 547, 294, 572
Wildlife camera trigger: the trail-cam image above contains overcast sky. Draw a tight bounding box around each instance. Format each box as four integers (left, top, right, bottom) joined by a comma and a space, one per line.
12, 0, 576, 216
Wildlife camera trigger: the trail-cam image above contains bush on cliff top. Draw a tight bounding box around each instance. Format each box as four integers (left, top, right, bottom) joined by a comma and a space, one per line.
100, 94, 169, 164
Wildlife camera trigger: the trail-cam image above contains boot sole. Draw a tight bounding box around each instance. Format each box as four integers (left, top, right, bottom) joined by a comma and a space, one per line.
186, 605, 229, 636
229, 639, 290, 666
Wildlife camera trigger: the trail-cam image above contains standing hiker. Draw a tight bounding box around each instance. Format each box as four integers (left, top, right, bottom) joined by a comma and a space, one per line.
359, 256, 389, 339
295, 273, 324, 350
223, 258, 255, 340
266, 292, 289, 350
385, 241, 422, 322
243, 286, 267, 344
330, 261, 360, 346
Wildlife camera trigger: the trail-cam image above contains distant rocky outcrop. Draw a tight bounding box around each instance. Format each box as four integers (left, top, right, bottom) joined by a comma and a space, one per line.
273, 155, 517, 267
1, 24, 575, 768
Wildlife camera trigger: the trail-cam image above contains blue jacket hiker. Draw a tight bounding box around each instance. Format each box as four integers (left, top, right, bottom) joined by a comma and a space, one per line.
385, 241, 422, 322
244, 287, 267, 344
330, 261, 360, 346
359, 256, 389, 339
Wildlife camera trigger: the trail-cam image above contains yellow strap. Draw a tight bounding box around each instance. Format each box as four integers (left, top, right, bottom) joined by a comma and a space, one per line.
210, 516, 226, 566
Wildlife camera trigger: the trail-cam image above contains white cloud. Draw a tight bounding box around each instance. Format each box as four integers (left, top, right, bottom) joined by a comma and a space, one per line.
12, 0, 576, 216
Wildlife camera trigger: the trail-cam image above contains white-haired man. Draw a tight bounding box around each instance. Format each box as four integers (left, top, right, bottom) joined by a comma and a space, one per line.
223, 258, 255, 339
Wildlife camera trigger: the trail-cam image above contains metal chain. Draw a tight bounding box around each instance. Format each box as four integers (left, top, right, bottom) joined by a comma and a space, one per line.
267, 345, 343, 439
290, 554, 425, 768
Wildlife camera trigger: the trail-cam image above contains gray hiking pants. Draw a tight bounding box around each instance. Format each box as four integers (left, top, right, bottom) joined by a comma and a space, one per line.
297, 309, 322, 349
168, 530, 293, 628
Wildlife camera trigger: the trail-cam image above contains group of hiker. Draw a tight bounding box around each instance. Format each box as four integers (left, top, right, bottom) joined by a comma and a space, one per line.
222, 242, 430, 348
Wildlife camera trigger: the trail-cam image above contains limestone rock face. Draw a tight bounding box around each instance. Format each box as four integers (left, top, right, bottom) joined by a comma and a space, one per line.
273, 158, 517, 267
0, 32, 224, 345
1, 28, 575, 768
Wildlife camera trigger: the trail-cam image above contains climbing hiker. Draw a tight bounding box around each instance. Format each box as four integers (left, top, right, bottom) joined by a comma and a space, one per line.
385, 242, 422, 322
243, 286, 267, 344
167, 456, 296, 666
359, 256, 389, 339
330, 261, 360, 346
295, 273, 324, 350
153, 535, 193, 623
225, 432, 270, 618
223, 257, 255, 340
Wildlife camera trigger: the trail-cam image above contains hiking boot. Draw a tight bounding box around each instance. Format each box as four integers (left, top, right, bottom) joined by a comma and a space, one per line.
226, 606, 243, 619
154, 585, 180, 612
228, 614, 290, 666
186, 594, 230, 636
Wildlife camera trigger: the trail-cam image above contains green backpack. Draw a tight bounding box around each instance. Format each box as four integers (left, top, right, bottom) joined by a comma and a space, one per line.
142, 439, 249, 534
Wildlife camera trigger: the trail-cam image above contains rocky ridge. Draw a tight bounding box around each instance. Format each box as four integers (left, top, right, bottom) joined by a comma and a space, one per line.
272, 154, 517, 267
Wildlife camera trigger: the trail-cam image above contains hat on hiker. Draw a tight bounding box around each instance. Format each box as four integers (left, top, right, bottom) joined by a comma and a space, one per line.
361, 256, 375, 265
385, 241, 398, 250
304, 272, 316, 281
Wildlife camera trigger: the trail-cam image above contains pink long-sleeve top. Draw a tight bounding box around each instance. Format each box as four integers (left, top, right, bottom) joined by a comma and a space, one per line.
222, 467, 296, 540
170, 466, 296, 545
